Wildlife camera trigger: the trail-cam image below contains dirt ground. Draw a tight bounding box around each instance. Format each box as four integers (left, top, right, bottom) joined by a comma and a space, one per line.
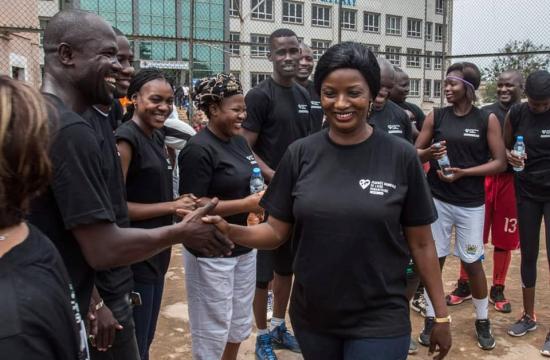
150, 232, 549, 360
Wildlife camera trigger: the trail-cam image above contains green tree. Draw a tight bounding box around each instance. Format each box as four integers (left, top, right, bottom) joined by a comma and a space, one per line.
482, 40, 550, 102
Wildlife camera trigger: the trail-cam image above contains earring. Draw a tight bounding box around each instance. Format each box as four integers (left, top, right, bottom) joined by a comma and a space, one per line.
367, 102, 373, 119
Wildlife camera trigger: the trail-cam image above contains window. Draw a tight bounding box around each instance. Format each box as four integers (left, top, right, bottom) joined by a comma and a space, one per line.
409, 79, 421, 97
424, 79, 432, 97
282, 1, 303, 24
80, 0, 133, 34
365, 44, 380, 54
436, 0, 444, 15
251, 72, 271, 88
363, 12, 380, 33
425, 22, 433, 41
39, 17, 50, 46
341, 9, 357, 30
11, 66, 25, 81
312, 5, 331, 27
435, 23, 444, 42
139, 41, 176, 61
434, 51, 443, 70
251, 34, 269, 57
424, 51, 432, 69
229, 0, 240, 17
407, 18, 422, 38
434, 80, 442, 97
311, 39, 331, 60
386, 15, 402, 35
229, 32, 240, 56
251, 0, 273, 20
406, 48, 421, 68
385, 46, 401, 66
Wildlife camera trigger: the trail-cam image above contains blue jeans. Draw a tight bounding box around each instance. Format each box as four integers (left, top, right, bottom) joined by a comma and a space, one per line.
133, 278, 165, 360
294, 327, 409, 360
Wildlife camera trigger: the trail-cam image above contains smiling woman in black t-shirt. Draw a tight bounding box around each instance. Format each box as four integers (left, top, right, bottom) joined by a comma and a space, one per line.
203, 43, 451, 360
503, 70, 550, 354
0, 76, 89, 359
115, 68, 196, 360
415, 62, 506, 351
178, 74, 263, 360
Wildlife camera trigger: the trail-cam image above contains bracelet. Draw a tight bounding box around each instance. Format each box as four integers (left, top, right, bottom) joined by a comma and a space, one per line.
95, 299, 105, 311
434, 315, 452, 324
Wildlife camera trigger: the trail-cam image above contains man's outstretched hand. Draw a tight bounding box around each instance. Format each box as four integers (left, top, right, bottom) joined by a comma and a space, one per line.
175, 198, 233, 257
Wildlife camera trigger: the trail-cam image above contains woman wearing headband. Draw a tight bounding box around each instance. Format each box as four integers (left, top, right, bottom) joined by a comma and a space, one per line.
178, 74, 263, 360
503, 70, 550, 356
415, 62, 506, 351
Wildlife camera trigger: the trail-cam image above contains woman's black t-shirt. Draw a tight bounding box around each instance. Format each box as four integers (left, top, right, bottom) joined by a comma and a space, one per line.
427, 106, 490, 207
260, 128, 437, 338
115, 120, 174, 283
508, 102, 550, 201
178, 127, 258, 258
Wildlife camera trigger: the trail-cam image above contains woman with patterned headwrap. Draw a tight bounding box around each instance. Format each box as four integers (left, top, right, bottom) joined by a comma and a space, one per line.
178, 73, 264, 360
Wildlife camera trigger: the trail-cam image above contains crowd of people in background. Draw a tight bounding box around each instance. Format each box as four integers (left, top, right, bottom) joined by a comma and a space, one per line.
1, 7, 550, 360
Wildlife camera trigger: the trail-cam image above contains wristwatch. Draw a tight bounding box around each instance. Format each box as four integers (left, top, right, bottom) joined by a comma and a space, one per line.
434, 315, 452, 324
95, 299, 105, 311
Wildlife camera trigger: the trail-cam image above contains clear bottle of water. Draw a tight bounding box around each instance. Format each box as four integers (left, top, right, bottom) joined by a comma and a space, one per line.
511, 135, 526, 172
434, 142, 453, 177
249, 167, 264, 194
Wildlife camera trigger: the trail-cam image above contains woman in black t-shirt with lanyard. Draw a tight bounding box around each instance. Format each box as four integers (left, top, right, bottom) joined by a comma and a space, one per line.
115, 68, 196, 360
504, 70, 550, 355
178, 74, 264, 360
202, 43, 451, 360
415, 62, 506, 351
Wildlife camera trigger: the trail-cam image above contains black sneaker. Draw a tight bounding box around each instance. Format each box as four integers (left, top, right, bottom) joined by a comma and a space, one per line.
446, 280, 472, 306
475, 319, 496, 350
489, 285, 512, 313
411, 291, 427, 317
418, 317, 435, 346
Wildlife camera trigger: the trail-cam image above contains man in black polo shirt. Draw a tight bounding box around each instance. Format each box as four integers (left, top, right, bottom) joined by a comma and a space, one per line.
241, 28, 312, 359
29, 9, 231, 334
391, 66, 426, 137
295, 42, 323, 131
369, 58, 413, 144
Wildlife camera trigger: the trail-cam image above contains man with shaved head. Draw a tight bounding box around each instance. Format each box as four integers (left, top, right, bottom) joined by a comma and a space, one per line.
368, 57, 413, 143
295, 42, 323, 131
390, 67, 425, 139
447, 70, 524, 314
29, 10, 231, 355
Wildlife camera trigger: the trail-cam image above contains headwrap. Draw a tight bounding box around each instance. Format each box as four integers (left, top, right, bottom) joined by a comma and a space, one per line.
525, 70, 550, 101
193, 74, 243, 111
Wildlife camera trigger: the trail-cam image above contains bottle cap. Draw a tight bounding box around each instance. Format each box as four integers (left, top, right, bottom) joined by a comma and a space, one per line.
252, 167, 261, 174
517, 135, 524, 141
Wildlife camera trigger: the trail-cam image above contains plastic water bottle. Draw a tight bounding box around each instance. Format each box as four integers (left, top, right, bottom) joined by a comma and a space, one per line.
511, 135, 526, 172
249, 167, 264, 194
434, 142, 453, 177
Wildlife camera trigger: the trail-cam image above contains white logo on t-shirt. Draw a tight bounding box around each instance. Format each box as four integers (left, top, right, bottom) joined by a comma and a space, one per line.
297, 104, 309, 114
463, 128, 480, 138
360, 179, 397, 196
541, 129, 550, 138
388, 124, 403, 134
359, 179, 371, 189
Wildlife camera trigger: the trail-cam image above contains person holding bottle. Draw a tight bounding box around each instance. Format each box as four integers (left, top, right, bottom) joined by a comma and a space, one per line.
178, 74, 264, 360
202, 42, 451, 360
415, 62, 506, 351
503, 70, 550, 356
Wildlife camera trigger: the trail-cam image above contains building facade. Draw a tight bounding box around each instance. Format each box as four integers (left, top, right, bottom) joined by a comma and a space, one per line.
229, 0, 453, 109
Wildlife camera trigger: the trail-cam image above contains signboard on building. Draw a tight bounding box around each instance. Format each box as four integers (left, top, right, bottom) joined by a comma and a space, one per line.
140, 60, 189, 70
314, 0, 358, 6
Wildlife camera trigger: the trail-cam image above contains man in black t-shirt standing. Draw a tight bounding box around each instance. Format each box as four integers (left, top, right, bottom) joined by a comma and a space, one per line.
390, 67, 426, 138
295, 42, 323, 131
29, 9, 232, 342
241, 28, 311, 359
369, 58, 413, 144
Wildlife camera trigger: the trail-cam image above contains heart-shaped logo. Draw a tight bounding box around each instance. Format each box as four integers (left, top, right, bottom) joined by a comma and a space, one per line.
359, 179, 371, 190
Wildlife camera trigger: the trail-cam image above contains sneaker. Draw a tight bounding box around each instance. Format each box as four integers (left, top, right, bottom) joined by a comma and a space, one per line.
540, 332, 550, 357
270, 321, 301, 353
256, 333, 277, 360
411, 291, 427, 317
508, 313, 537, 337
266, 290, 273, 321
489, 285, 512, 313
475, 319, 496, 350
418, 317, 435, 346
409, 338, 418, 354
446, 280, 472, 306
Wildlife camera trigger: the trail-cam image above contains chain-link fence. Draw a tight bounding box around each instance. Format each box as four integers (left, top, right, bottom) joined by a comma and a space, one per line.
1, 0, 549, 112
